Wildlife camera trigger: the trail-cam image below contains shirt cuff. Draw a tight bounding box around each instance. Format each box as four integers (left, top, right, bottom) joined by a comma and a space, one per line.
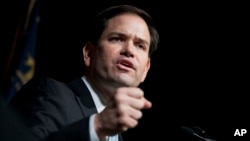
89, 114, 100, 141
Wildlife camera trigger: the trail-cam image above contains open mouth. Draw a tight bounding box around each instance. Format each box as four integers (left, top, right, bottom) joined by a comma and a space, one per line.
117, 59, 134, 70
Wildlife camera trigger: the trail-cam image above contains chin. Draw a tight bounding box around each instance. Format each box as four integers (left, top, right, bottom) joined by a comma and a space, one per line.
117, 77, 139, 87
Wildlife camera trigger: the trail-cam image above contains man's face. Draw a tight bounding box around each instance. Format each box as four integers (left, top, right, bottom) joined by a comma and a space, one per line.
87, 13, 151, 87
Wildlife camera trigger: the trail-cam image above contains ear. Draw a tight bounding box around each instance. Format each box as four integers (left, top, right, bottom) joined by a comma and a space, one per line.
140, 58, 151, 82
82, 42, 94, 67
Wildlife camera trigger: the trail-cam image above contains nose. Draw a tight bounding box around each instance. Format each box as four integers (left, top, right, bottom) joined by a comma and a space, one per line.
120, 41, 135, 57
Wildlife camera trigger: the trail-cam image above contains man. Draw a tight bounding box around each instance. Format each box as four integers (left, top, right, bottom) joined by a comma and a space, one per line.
10, 5, 159, 141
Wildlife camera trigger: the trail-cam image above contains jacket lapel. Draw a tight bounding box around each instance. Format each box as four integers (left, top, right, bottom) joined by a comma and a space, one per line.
68, 78, 97, 118
68, 78, 123, 141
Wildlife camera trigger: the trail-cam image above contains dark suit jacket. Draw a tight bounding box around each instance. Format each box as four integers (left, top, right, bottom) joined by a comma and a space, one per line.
10, 76, 122, 141
0, 95, 39, 141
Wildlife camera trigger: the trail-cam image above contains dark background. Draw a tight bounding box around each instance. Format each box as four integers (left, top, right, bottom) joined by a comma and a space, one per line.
1, 0, 249, 140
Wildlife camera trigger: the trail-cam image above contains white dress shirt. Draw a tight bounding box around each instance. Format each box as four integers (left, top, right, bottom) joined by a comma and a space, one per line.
81, 76, 118, 141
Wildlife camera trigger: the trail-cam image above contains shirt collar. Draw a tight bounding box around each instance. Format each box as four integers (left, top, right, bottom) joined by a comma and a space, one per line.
81, 76, 105, 113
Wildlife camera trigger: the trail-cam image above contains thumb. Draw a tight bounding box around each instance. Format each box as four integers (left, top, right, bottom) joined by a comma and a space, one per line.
143, 98, 152, 109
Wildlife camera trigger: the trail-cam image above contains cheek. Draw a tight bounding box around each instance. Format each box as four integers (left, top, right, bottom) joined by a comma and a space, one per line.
96, 49, 115, 67
100, 46, 120, 62
99, 49, 112, 60
138, 57, 150, 71
98, 43, 117, 56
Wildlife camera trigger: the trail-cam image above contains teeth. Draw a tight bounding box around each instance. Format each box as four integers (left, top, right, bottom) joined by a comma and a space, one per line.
122, 63, 128, 66
121, 62, 130, 67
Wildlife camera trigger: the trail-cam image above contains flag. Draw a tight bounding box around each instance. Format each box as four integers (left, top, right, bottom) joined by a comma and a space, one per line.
7, 0, 41, 102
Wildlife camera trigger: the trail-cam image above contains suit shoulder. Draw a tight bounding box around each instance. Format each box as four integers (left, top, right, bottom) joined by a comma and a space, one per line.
10, 76, 68, 104
26, 76, 64, 86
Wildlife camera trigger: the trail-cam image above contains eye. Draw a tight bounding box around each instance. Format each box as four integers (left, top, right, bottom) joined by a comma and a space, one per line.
135, 43, 146, 50
139, 44, 145, 49
109, 37, 124, 42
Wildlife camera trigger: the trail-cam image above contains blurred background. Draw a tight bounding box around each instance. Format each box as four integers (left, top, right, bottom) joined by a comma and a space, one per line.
1, 0, 249, 140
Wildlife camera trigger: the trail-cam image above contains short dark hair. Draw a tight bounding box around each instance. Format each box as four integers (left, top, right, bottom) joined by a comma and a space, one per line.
87, 5, 159, 57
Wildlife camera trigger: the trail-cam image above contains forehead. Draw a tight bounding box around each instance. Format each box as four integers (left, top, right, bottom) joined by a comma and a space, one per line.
103, 13, 150, 41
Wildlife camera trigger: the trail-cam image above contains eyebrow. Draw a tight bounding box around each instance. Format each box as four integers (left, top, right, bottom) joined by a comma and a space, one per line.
109, 32, 149, 46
